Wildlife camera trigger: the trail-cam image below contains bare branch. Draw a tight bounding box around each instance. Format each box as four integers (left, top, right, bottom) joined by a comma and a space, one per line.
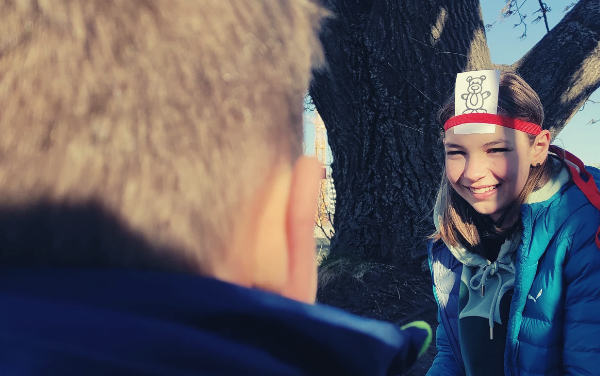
314, 218, 331, 240
564, 2, 577, 12
579, 99, 600, 112
315, 197, 335, 241
492, 0, 553, 38
314, 173, 335, 241
533, 0, 551, 32
582, 99, 600, 125
500, 0, 529, 40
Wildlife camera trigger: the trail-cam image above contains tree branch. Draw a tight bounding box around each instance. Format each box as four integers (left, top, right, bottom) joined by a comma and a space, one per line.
563, 3, 577, 13
534, 0, 551, 33
514, 0, 600, 139
314, 185, 335, 241
579, 99, 600, 112
581, 99, 600, 125
501, 0, 529, 40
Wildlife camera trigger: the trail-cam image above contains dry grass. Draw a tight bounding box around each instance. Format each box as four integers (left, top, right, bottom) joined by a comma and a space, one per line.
317, 256, 351, 289
317, 254, 396, 290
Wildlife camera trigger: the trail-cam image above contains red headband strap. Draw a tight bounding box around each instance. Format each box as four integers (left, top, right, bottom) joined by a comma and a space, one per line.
444, 113, 542, 135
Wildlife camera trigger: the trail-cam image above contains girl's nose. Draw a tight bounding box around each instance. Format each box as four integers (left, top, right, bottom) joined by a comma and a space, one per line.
462, 155, 488, 183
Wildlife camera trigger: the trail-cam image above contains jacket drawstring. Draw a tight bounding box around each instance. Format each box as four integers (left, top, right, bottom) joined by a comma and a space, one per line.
469, 261, 516, 340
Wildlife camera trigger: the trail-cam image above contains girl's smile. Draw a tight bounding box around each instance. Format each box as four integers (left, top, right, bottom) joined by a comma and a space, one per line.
465, 183, 501, 198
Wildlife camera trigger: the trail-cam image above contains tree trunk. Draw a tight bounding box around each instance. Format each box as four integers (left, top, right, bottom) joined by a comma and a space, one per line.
310, 0, 492, 262
310, 0, 600, 264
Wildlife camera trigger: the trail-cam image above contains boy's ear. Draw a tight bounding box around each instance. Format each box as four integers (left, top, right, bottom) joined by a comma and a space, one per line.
532, 130, 551, 166
281, 156, 322, 303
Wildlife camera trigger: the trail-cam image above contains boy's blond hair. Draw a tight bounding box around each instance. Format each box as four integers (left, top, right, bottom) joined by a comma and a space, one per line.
0, 0, 325, 272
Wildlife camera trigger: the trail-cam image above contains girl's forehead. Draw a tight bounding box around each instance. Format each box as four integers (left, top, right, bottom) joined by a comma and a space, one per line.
444, 127, 522, 147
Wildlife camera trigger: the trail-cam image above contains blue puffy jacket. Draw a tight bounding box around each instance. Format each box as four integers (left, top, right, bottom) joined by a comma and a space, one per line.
427, 164, 600, 376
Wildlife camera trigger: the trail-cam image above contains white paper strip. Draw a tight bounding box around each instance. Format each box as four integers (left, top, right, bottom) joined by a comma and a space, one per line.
453, 123, 496, 134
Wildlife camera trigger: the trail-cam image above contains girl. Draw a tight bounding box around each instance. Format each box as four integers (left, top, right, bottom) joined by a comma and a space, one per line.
427, 71, 600, 376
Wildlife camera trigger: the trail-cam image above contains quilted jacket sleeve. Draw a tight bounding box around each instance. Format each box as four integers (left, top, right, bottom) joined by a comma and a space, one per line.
426, 311, 462, 376
561, 208, 600, 375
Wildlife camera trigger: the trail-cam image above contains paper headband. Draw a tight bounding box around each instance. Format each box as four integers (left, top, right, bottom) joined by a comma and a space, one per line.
444, 69, 541, 136
444, 113, 542, 135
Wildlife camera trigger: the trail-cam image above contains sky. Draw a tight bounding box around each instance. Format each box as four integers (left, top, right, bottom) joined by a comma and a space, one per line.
304, 0, 600, 165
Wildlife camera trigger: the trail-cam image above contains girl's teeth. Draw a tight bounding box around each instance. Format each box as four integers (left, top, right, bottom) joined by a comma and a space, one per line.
470, 185, 497, 194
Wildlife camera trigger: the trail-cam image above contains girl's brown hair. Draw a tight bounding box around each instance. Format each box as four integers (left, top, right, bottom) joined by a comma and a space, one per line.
433, 72, 561, 260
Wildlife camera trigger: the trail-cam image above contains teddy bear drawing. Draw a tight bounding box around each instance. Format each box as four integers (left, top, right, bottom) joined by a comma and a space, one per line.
461, 75, 491, 114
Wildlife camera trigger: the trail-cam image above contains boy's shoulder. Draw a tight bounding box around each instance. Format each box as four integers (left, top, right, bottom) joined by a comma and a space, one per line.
0, 268, 430, 376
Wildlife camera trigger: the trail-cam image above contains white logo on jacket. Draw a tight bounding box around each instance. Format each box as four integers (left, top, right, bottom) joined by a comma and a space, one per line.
527, 289, 543, 303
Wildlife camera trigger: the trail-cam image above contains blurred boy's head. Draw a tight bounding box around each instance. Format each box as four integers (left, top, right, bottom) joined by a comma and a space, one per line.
0, 0, 326, 302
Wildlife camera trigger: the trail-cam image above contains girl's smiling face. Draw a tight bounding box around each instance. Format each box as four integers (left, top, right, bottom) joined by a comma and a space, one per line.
444, 126, 546, 222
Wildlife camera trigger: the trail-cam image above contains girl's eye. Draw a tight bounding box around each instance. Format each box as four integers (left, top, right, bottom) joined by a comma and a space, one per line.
446, 150, 464, 156
489, 148, 511, 154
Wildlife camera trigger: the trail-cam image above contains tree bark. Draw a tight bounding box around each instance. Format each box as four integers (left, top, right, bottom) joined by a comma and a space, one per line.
310, 0, 600, 264
310, 0, 492, 262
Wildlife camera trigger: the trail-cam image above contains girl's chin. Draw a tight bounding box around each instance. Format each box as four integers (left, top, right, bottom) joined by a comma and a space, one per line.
470, 203, 505, 218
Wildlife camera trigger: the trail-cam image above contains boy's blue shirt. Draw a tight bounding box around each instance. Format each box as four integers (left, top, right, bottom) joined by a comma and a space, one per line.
0, 267, 427, 375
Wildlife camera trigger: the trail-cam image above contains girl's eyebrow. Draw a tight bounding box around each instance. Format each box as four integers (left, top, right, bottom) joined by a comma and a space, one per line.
483, 139, 511, 148
444, 139, 512, 149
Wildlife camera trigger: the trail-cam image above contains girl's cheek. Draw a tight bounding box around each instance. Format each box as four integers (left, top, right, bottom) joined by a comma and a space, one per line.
445, 160, 464, 183
490, 156, 511, 177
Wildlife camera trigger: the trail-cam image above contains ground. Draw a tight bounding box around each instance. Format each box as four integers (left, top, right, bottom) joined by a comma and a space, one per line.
317, 254, 438, 376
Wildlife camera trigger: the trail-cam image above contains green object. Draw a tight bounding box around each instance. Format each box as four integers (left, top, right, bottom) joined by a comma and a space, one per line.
401, 321, 432, 357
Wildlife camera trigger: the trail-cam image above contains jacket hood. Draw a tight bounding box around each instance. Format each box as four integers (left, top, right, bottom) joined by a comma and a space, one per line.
0, 267, 427, 376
